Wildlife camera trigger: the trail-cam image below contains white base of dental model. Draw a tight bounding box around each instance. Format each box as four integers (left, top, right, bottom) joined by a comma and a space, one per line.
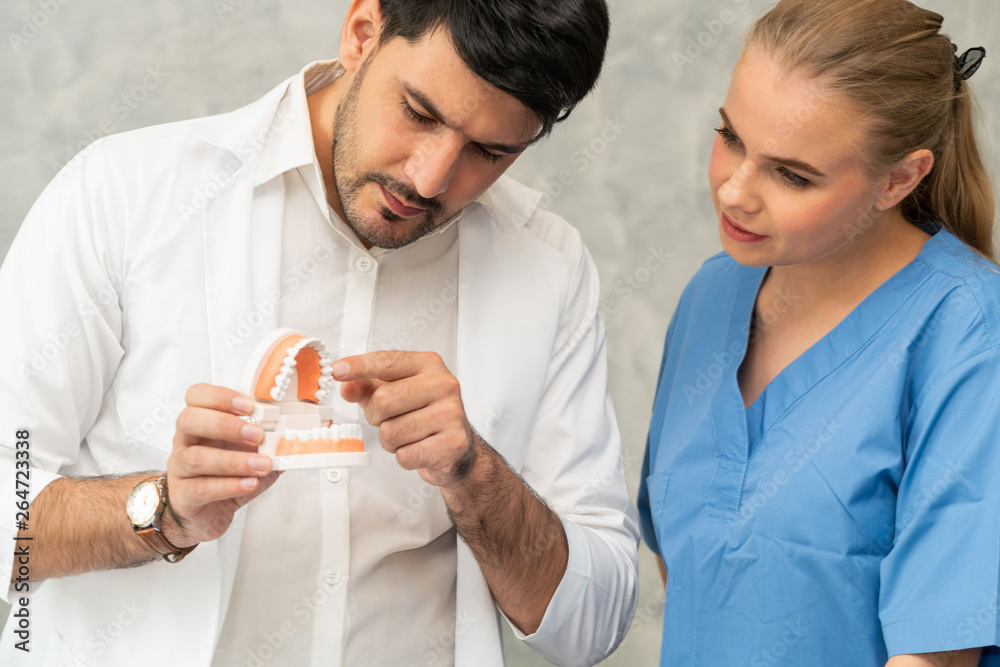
242, 328, 371, 471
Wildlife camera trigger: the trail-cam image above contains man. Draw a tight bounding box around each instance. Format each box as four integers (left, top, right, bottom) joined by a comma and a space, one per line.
0, 0, 638, 664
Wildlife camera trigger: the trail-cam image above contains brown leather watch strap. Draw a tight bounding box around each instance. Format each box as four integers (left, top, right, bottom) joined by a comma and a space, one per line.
135, 524, 195, 563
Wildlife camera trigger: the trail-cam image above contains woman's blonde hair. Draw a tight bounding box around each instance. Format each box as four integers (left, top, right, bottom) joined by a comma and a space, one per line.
747, 0, 996, 259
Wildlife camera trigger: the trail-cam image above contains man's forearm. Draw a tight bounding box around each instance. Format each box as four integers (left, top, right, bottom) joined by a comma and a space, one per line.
11, 474, 169, 583
440, 434, 568, 635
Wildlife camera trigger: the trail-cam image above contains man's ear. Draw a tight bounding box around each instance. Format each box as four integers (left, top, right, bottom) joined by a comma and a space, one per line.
875, 148, 935, 212
339, 0, 383, 73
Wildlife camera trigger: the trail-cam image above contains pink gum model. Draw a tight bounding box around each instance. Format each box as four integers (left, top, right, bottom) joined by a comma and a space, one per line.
242, 329, 369, 470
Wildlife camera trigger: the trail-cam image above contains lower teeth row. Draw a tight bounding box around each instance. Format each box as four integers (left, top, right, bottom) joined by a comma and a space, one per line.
284, 425, 357, 441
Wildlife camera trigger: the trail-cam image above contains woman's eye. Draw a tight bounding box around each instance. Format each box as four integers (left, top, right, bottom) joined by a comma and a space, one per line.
778, 167, 811, 190
715, 126, 741, 148
715, 125, 811, 189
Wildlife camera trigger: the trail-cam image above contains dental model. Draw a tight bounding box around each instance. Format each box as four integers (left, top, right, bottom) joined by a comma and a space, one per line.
242, 328, 370, 471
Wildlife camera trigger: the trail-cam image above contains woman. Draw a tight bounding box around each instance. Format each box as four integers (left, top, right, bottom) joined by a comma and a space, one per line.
638, 0, 998, 664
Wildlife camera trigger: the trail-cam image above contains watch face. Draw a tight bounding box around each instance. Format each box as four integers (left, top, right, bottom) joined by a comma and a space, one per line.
126, 481, 160, 526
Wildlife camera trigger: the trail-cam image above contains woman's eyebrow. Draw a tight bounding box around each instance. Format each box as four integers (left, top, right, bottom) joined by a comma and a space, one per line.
719, 107, 827, 178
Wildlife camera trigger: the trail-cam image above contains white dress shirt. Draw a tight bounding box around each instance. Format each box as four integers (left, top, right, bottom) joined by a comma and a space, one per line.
213, 61, 462, 667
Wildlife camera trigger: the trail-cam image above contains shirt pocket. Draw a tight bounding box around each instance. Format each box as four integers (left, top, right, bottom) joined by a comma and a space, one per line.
114, 280, 211, 452
645, 471, 671, 553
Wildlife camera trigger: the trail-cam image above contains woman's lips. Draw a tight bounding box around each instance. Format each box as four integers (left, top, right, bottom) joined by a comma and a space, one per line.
721, 213, 767, 243
379, 185, 425, 218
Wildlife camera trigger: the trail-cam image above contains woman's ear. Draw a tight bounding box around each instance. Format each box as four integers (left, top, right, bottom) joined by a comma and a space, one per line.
875, 148, 935, 211
339, 0, 383, 73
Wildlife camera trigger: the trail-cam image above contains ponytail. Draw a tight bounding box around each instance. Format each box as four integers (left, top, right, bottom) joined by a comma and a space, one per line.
903, 89, 996, 259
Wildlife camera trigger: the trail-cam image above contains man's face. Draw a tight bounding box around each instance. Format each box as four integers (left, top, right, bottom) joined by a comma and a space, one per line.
331, 27, 539, 249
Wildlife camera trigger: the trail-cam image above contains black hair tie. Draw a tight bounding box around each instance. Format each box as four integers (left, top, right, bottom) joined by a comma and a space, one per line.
953, 44, 986, 92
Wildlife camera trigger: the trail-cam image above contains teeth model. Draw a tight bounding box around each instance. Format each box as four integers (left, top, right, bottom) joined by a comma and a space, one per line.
241, 328, 370, 469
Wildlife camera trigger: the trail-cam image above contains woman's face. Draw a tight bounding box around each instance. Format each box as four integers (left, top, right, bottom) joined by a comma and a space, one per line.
708, 49, 886, 268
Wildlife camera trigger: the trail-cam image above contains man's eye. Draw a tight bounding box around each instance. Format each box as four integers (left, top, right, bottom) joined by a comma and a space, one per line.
402, 102, 434, 125
473, 145, 505, 164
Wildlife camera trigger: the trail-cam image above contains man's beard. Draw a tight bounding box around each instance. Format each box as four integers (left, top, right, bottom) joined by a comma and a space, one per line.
330, 59, 452, 250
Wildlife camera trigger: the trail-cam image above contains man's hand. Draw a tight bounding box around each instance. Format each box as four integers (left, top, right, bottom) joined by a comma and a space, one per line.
165, 384, 278, 547
11, 384, 278, 583
335, 350, 567, 634
333, 351, 476, 488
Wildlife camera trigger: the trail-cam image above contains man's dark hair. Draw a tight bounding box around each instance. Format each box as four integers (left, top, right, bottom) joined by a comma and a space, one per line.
378, 0, 611, 140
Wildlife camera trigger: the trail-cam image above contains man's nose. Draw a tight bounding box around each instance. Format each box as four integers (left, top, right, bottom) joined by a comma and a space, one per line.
405, 135, 464, 199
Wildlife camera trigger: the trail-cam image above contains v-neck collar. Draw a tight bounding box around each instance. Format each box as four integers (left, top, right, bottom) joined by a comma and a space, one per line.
703, 231, 948, 515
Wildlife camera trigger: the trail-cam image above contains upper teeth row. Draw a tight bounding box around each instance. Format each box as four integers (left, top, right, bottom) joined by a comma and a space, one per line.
269, 338, 335, 402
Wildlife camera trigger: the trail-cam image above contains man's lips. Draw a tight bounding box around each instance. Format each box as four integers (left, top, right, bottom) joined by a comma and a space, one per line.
378, 185, 425, 218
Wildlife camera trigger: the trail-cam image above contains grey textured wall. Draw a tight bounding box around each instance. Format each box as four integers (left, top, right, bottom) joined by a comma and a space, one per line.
2, 0, 999, 664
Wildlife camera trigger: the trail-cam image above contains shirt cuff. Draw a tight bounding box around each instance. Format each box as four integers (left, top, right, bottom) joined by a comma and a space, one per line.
506, 517, 590, 638
1, 467, 63, 604
883, 610, 1000, 656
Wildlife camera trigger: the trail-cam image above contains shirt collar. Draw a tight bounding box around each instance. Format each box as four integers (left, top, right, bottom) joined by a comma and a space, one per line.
255, 60, 345, 188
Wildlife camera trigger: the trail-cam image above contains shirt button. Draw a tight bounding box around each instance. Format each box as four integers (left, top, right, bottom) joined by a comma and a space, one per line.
326, 469, 343, 484
325, 569, 342, 586
356, 256, 375, 272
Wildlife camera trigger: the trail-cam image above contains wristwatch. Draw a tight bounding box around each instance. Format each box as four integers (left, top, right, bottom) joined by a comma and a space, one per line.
126, 475, 195, 563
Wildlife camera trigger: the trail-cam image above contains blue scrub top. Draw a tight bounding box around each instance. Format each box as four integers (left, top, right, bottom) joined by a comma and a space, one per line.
639, 229, 1000, 665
